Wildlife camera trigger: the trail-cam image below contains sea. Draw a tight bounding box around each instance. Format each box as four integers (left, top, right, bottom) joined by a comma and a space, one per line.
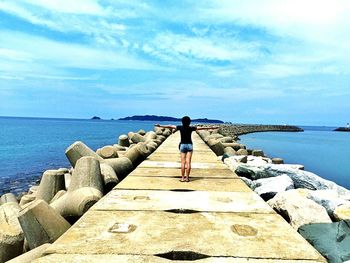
0, 117, 349, 195
239, 126, 350, 190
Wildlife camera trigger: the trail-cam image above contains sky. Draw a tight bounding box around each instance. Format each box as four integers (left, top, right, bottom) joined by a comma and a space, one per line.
0, 0, 350, 125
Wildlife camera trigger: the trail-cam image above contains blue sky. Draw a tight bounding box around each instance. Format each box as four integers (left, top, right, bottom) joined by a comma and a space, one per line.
0, 0, 350, 125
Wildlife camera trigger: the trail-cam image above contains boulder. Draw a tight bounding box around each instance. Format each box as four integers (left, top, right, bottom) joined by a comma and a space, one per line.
252, 149, 264, 157
96, 146, 118, 159
18, 200, 71, 250
254, 175, 294, 200
36, 170, 65, 203
6, 243, 50, 263
306, 190, 349, 219
118, 134, 130, 147
267, 189, 332, 229
246, 156, 270, 166
298, 220, 350, 263
50, 156, 104, 217
272, 158, 284, 164
239, 177, 254, 189
334, 204, 350, 221
235, 163, 350, 197
236, 149, 248, 155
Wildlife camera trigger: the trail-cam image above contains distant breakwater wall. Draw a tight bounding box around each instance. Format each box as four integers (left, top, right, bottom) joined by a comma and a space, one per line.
216, 124, 303, 137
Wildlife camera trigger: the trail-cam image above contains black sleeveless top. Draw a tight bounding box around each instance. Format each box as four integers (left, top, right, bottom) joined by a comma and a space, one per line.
176, 125, 197, 144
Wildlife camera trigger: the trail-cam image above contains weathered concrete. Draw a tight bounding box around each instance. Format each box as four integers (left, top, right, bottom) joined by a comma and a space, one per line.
18, 200, 71, 250
34, 131, 326, 262
115, 176, 251, 192
7, 243, 50, 263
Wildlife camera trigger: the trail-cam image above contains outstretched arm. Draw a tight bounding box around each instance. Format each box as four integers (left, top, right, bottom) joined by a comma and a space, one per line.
196, 126, 220, 131
155, 124, 177, 130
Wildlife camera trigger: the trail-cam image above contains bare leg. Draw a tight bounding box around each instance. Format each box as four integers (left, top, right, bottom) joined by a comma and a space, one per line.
180, 152, 186, 181
185, 151, 193, 181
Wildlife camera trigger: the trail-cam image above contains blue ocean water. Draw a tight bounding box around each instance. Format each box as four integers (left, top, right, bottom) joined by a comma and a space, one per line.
239, 126, 350, 190
0, 117, 163, 195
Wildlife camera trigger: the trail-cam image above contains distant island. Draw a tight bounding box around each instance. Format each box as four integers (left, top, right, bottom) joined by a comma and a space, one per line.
334, 127, 350, 132
118, 115, 224, 123
91, 116, 101, 120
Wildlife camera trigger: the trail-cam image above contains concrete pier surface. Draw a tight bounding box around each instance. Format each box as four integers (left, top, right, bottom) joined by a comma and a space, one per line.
34, 132, 326, 262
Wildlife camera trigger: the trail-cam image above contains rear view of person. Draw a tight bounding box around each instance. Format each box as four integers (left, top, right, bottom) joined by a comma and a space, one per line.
156, 116, 218, 182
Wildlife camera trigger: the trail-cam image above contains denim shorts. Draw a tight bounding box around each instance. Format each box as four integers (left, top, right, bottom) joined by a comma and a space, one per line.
179, 143, 193, 153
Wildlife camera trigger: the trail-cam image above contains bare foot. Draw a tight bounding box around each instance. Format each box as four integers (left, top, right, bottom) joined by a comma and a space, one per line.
185, 178, 190, 182
179, 178, 186, 182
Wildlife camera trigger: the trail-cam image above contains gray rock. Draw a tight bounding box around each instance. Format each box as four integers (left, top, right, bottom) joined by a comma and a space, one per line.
252, 149, 264, 157
298, 220, 350, 263
306, 190, 350, 219
239, 177, 254, 189
235, 163, 350, 197
268, 189, 332, 229
236, 149, 248, 155
254, 175, 294, 200
272, 158, 284, 164
334, 204, 350, 221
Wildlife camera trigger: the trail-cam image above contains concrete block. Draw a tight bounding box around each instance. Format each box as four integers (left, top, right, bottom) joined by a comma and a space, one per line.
6, 243, 50, 263
18, 200, 71, 249
36, 170, 65, 203
118, 134, 130, 147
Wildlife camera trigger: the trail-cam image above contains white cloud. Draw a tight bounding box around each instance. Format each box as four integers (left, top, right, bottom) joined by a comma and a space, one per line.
19, 0, 104, 15
143, 32, 258, 65
0, 30, 160, 78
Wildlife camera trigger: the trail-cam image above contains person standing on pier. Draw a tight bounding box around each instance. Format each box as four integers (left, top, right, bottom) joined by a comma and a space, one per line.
155, 116, 219, 182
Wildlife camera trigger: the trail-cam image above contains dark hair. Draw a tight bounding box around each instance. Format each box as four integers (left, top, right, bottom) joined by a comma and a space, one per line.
182, 116, 191, 127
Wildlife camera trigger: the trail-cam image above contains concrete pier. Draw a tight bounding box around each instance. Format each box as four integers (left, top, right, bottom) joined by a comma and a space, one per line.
34, 132, 326, 262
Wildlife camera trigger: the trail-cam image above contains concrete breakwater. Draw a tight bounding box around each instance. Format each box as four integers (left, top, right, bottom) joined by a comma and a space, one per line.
19, 131, 327, 262
0, 126, 172, 262
1, 123, 349, 262
196, 126, 350, 262
216, 124, 303, 137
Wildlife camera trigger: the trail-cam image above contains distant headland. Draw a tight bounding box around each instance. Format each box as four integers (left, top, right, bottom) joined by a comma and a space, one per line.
118, 115, 224, 123
334, 127, 350, 132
